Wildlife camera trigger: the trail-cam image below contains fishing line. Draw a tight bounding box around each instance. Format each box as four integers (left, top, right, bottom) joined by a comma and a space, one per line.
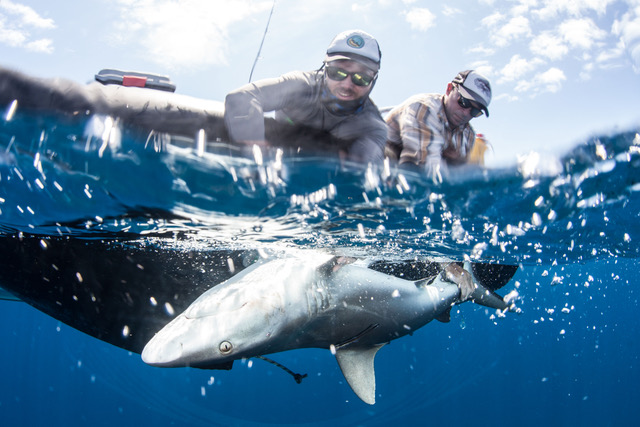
248, 0, 277, 83
255, 355, 307, 384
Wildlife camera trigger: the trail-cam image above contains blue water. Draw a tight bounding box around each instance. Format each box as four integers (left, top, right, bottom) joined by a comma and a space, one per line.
1, 108, 639, 426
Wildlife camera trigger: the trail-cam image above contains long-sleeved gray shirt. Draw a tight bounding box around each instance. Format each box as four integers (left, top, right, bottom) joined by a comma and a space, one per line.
224, 70, 387, 164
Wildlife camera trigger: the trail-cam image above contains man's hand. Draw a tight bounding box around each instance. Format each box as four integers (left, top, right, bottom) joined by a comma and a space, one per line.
442, 263, 475, 301
424, 157, 446, 184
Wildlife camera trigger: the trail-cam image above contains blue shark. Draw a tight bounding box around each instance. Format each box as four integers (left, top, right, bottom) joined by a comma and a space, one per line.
142, 252, 514, 404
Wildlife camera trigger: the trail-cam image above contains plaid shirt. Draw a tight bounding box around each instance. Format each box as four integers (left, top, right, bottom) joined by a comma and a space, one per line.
385, 93, 475, 167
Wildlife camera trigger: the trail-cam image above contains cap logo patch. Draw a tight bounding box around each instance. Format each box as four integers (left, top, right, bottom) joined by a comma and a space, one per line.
347, 35, 365, 49
474, 78, 491, 97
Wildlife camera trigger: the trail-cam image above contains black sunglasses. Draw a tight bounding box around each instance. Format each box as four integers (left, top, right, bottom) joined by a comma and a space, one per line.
457, 90, 484, 117
325, 66, 375, 87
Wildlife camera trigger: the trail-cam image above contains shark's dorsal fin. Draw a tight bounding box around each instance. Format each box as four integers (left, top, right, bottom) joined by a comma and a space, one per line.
334, 344, 385, 405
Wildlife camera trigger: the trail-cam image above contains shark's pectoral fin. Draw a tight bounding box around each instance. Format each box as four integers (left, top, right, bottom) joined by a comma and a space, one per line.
334, 344, 386, 405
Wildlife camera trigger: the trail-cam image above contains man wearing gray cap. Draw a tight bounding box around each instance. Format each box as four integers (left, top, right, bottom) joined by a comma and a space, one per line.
385, 70, 492, 182
224, 30, 387, 164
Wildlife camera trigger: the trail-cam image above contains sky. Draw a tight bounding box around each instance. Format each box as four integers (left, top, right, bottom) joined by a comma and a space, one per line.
0, 0, 639, 167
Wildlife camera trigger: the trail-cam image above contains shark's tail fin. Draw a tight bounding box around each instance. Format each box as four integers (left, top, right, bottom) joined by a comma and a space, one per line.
465, 262, 518, 311
365, 259, 518, 311
471, 263, 519, 291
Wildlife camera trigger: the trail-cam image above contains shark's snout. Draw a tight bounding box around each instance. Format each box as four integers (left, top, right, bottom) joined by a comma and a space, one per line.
140, 295, 275, 368
141, 336, 183, 366
141, 315, 191, 366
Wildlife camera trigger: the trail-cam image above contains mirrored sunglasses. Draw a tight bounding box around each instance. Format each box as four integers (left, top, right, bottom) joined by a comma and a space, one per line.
325, 66, 375, 87
457, 91, 484, 117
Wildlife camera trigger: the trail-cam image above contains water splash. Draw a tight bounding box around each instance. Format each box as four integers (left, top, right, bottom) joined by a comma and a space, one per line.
1, 109, 639, 265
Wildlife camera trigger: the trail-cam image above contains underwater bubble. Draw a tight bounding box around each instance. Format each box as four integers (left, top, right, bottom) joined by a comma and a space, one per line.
164, 302, 175, 316
4, 99, 17, 121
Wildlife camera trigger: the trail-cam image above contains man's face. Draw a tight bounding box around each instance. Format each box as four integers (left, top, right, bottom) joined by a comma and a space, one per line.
443, 83, 484, 128
324, 60, 376, 102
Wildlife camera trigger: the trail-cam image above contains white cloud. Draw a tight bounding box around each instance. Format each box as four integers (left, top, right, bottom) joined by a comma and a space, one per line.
352, 3, 371, 13
580, 62, 595, 80
612, 2, 640, 72
481, 11, 505, 29
25, 38, 53, 53
513, 80, 531, 92
559, 18, 607, 50
467, 45, 496, 56
489, 15, 532, 47
442, 6, 462, 17
0, 1, 55, 53
535, 67, 566, 92
0, 0, 55, 29
510, 0, 538, 17
596, 38, 626, 65
111, 0, 272, 70
499, 54, 543, 83
533, 0, 614, 21
515, 67, 566, 94
470, 60, 495, 79
530, 31, 569, 60
494, 92, 519, 102
476, 0, 632, 94
0, 20, 27, 47
404, 7, 436, 32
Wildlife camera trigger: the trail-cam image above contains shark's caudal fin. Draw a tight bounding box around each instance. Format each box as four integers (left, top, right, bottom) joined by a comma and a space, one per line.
470, 285, 508, 310
334, 344, 385, 405
464, 262, 512, 311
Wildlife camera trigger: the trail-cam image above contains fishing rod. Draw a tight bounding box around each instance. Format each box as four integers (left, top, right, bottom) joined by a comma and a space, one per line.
248, 0, 277, 82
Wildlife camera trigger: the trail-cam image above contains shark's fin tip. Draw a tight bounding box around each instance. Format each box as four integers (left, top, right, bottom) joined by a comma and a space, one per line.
334, 344, 385, 405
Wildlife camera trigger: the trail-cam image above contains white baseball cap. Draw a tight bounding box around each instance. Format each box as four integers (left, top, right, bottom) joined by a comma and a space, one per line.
325, 30, 381, 72
453, 70, 492, 117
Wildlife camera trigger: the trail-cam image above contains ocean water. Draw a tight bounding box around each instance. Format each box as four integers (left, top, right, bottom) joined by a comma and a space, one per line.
0, 107, 639, 426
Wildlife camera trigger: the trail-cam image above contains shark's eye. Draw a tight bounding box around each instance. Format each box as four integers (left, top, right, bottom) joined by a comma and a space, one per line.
219, 341, 233, 354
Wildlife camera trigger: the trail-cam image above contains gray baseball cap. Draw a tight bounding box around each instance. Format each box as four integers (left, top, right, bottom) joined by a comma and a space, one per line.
453, 70, 492, 117
325, 30, 381, 72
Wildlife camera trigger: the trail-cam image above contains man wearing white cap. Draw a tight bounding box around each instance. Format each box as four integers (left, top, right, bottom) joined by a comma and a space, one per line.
224, 30, 387, 164
385, 70, 492, 182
